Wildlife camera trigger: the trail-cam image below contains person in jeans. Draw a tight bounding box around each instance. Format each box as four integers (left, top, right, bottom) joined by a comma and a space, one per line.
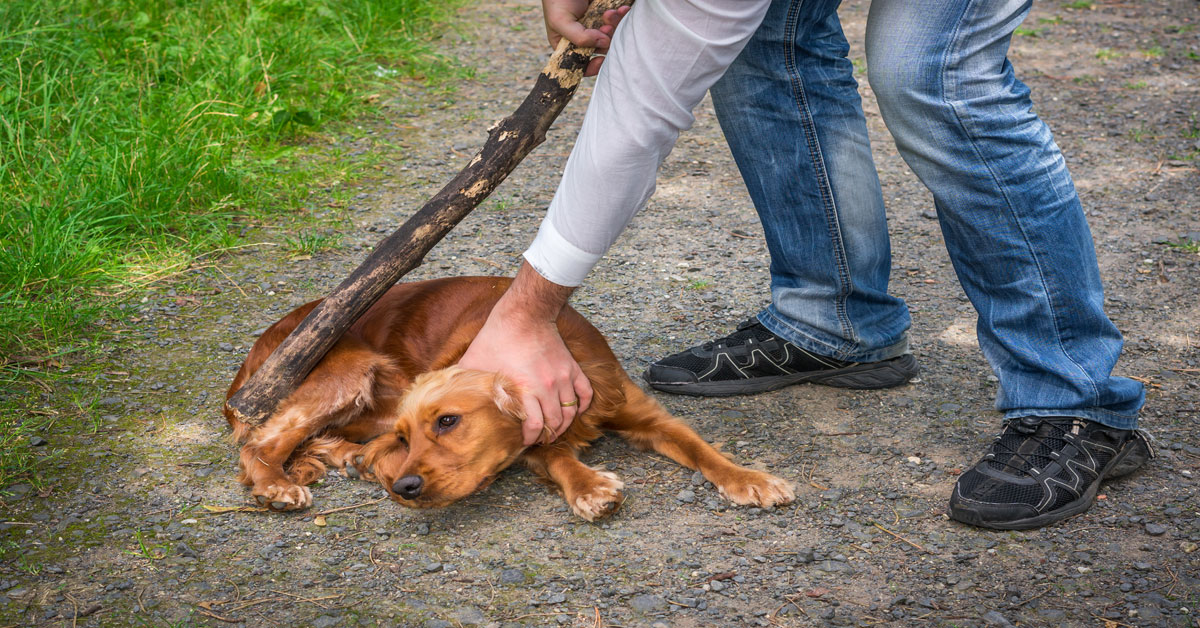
459, 0, 1151, 530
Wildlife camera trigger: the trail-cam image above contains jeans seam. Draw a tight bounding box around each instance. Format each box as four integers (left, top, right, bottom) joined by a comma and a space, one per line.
782, 0, 857, 355
940, 0, 1102, 404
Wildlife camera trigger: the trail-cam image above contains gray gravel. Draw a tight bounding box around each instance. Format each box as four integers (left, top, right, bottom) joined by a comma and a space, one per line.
1, 0, 1198, 626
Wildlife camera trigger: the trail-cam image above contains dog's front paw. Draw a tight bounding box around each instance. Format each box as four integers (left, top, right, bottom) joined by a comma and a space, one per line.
253, 482, 313, 511
570, 469, 625, 522
714, 468, 795, 508
341, 454, 377, 483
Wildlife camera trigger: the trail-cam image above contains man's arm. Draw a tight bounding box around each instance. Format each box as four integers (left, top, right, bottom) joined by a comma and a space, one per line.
461, 0, 771, 446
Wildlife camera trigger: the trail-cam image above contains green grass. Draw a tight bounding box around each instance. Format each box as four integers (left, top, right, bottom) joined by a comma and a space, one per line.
283, 230, 343, 257
0, 0, 467, 489
1064, 0, 1093, 8
1168, 239, 1200, 255
1095, 48, 1122, 61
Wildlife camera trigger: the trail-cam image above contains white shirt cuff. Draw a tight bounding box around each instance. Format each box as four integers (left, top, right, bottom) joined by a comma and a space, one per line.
522, 218, 602, 288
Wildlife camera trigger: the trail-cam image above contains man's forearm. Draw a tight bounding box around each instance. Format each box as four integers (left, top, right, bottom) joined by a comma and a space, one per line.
495, 261, 576, 324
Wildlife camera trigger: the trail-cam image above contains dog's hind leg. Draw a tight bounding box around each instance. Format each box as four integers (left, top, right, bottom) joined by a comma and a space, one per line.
237, 338, 397, 511
523, 444, 625, 521
602, 380, 795, 508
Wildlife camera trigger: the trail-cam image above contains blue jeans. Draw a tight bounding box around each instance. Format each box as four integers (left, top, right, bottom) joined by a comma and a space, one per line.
709, 0, 1144, 429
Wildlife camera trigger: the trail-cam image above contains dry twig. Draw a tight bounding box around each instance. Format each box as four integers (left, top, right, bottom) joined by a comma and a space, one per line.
871, 521, 931, 554
313, 497, 387, 517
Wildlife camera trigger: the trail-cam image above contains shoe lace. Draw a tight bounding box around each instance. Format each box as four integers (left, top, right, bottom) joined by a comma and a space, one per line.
701, 319, 764, 351
987, 418, 1078, 476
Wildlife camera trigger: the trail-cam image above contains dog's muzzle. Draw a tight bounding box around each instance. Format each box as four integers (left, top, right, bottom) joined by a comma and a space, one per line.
393, 474, 424, 500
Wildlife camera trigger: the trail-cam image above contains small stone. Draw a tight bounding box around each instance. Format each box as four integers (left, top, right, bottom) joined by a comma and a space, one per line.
982, 610, 1013, 627
499, 568, 525, 584
1144, 523, 1167, 536
423, 562, 443, 573
451, 607, 486, 626
676, 490, 696, 503
691, 471, 706, 486
175, 542, 198, 558
709, 580, 727, 592
29, 436, 47, 447
415, 522, 430, 535
423, 621, 452, 628
630, 594, 667, 612
544, 592, 566, 604
906, 456, 922, 465
218, 342, 234, 352
5, 484, 31, 498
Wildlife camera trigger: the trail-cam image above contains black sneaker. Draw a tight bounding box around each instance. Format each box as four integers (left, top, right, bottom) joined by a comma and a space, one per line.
642, 319, 919, 396
949, 416, 1153, 530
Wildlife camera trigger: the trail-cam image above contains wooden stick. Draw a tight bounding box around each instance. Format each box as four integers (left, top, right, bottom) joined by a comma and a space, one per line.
226, 0, 634, 425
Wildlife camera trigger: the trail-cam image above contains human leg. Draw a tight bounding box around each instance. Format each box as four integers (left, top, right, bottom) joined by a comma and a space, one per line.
643, 0, 919, 396
710, 0, 911, 363
865, 0, 1147, 528
865, 0, 1143, 426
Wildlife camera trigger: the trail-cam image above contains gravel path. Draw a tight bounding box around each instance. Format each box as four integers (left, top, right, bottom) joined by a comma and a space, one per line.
2, 1, 1197, 626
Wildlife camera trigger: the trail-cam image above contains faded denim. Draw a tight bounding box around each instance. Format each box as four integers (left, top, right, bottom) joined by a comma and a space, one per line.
709, 0, 1143, 428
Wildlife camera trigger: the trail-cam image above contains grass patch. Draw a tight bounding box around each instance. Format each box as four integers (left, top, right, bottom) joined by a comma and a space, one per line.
284, 230, 344, 257
0, 0, 468, 488
1168, 239, 1200, 255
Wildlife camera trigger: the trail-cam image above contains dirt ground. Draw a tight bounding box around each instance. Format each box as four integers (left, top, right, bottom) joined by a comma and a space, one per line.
2, 0, 1198, 626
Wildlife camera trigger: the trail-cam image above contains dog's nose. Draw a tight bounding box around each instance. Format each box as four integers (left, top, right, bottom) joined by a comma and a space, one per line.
393, 475, 424, 500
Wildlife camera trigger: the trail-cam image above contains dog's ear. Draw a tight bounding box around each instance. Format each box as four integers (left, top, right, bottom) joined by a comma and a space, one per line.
491, 373, 525, 422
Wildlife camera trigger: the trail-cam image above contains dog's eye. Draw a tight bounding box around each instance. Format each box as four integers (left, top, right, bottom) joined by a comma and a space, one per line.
436, 414, 460, 429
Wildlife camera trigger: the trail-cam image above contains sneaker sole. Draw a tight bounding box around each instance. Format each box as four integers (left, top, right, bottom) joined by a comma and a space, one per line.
644, 354, 919, 397
948, 433, 1152, 531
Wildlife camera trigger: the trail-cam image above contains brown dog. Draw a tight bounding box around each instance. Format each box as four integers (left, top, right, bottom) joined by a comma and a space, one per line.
225, 277, 794, 520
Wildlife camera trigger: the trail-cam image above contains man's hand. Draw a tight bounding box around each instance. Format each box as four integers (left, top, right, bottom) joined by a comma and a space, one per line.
541, 0, 630, 76
458, 262, 593, 446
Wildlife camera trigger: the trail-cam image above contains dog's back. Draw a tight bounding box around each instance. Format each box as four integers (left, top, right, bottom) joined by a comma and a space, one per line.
224, 276, 619, 439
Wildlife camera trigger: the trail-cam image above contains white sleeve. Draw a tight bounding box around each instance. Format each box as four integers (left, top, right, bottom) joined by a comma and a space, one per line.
522, 0, 771, 287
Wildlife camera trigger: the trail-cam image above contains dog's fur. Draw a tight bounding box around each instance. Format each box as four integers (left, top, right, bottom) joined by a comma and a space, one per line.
225, 277, 794, 520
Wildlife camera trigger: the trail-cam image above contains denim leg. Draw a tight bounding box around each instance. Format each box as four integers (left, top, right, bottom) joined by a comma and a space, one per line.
710, 0, 911, 363
865, 0, 1143, 428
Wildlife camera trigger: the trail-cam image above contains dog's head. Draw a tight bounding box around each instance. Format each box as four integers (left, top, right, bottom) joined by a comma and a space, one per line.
359, 366, 527, 509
